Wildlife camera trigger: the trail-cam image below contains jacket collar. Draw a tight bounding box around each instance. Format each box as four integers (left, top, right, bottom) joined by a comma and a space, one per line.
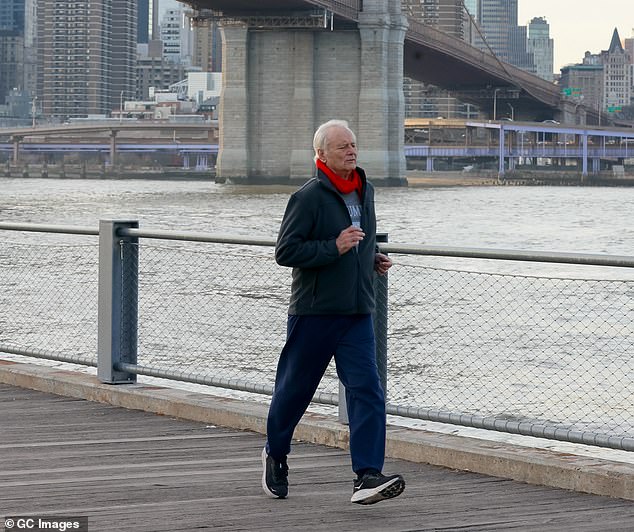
317, 166, 367, 200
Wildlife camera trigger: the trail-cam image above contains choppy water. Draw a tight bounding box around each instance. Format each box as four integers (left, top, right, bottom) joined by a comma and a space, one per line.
1, 177, 634, 255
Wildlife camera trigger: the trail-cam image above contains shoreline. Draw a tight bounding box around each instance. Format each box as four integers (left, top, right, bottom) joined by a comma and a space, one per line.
3, 164, 634, 187
406, 170, 634, 187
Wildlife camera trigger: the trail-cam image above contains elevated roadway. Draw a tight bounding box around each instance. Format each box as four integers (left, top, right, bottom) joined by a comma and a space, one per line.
0, 122, 217, 165
404, 119, 634, 177
182, 0, 592, 122
0, 121, 216, 140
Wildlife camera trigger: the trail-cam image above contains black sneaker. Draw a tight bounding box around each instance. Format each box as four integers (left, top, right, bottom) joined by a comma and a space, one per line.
261, 447, 289, 499
350, 471, 405, 505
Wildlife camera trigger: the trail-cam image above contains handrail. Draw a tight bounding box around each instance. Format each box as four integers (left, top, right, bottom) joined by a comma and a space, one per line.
0, 222, 98, 236
2, 222, 633, 268
118, 227, 276, 247
382, 243, 634, 269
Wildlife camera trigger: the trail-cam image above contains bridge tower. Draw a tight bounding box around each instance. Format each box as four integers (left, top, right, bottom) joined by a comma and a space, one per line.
215, 1, 408, 185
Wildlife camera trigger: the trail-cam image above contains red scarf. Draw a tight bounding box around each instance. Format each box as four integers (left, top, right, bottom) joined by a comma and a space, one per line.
316, 159, 363, 198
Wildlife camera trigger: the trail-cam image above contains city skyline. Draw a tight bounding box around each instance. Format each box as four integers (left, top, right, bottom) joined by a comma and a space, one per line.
519, 0, 632, 71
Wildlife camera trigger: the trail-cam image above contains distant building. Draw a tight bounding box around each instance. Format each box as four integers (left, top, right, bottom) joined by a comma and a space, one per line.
509, 25, 533, 72
186, 72, 222, 104
113, 0, 138, 111
560, 29, 633, 114
527, 17, 554, 82
403, 78, 479, 120
160, 7, 193, 66
601, 28, 632, 112
625, 32, 634, 62
191, 18, 222, 72
137, 0, 159, 44
560, 63, 604, 113
136, 55, 186, 101
0, 30, 24, 106
0, 0, 25, 32
476, 0, 518, 63
403, 0, 464, 39
625, 32, 634, 109
462, 0, 478, 45
0, 0, 36, 108
475, 2, 553, 81
37, 0, 137, 119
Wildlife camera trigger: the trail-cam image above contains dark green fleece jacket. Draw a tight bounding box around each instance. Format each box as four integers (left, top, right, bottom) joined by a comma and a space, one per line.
275, 167, 377, 315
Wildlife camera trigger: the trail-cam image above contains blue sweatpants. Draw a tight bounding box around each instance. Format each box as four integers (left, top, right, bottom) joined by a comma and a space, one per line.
265, 314, 386, 475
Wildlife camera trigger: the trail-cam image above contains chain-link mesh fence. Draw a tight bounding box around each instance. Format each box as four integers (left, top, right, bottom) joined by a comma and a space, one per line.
0, 236, 97, 366
1, 229, 633, 448
130, 241, 288, 392
385, 256, 634, 439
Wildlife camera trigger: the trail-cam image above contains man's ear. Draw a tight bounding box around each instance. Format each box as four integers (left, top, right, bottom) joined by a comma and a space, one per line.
317, 149, 326, 162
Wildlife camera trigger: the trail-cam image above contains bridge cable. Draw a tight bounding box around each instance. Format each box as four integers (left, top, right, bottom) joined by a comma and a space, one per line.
458, 0, 514, 81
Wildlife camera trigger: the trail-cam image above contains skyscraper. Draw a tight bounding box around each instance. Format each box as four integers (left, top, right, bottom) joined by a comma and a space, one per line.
476, 0, 518, 62
138, 0, 150, 44
0, 0, 35, 104
0, 0, 26, 105
137, 0, 159, 44
527, 17, 554, 82
37, 0, 137, 119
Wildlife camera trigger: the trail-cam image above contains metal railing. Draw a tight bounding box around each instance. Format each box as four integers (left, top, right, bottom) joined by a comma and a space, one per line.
0, 220, 633, 452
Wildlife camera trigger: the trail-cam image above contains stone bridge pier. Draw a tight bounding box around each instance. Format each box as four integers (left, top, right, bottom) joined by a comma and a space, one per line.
216, 0, 408, 185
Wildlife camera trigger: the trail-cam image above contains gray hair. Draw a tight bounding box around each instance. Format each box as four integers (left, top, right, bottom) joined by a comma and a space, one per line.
313, 119, 357, 160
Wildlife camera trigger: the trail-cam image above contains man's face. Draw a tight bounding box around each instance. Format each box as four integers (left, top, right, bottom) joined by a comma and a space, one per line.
318, 127, 357, 178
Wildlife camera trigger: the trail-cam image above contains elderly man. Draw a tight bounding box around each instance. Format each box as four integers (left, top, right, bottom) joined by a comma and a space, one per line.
261, 119, 405, 505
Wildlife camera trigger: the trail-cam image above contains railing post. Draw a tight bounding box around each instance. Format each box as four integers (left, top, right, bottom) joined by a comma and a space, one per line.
97, 219, 139, 384
338, 232, 389, 423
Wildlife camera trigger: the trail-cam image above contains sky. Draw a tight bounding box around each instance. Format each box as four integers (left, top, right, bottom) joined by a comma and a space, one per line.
518, 0, 633, 71
161, 0, 633, 72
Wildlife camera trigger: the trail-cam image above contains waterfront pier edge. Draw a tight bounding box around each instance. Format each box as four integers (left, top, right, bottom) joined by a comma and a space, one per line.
0, 359, 632, 502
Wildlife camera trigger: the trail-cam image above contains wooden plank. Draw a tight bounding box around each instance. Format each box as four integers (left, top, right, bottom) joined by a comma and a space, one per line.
1, 383, 633, 531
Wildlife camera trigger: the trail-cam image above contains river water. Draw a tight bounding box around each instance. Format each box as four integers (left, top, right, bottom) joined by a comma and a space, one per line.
2, 177, 634, 256
1, 177, 633, 463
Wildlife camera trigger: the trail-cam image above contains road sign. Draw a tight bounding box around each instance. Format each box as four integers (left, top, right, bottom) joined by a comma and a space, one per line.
562, 87, 582, 97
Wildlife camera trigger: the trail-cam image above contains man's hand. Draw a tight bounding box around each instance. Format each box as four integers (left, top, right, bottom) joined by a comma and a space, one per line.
336, 226, 365, 255
374, 253, 392, 275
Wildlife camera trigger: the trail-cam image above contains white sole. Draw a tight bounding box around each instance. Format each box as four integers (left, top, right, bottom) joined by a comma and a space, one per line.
261, 447, 287, 498
351, 476, 405, 505
261, 447, 278, 498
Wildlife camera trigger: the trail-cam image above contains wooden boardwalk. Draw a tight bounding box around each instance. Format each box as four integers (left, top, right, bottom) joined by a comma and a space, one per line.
1, 383, 633, 532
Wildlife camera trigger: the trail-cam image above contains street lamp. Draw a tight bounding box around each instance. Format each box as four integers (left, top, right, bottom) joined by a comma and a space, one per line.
31, 96, 37, 128
507, 102, 514, 121
119, 90, 124, 123
493, 88, 501, 120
